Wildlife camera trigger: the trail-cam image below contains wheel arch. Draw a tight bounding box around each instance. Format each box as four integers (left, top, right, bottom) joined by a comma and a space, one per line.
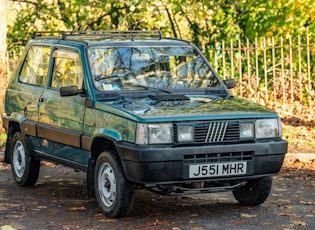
86, 136, 120, 198
4, 120, 21, 164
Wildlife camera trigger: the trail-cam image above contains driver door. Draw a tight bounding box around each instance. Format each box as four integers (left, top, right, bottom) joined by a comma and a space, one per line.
38, 48, 87, 165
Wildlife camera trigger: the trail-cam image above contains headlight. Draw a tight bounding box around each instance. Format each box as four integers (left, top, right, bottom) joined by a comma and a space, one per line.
136, 123, 173, 144
240, 123, 254, 139
255, 119, 281, 139
148, 124, 173, 144
177, 125, 194, 142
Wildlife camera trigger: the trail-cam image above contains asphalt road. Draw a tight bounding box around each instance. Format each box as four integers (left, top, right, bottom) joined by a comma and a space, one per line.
0, 155, 314, 230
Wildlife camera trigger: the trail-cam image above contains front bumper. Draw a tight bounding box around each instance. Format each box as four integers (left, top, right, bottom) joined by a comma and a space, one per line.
115, 139, 288, 184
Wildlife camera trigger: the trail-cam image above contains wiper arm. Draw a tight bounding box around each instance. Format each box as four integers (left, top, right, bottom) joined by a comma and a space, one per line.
94, 74, 124, 81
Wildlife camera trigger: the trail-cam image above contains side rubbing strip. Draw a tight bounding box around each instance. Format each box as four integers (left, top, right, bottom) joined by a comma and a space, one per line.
81, 134, 93, 151
37, 124, 81, 148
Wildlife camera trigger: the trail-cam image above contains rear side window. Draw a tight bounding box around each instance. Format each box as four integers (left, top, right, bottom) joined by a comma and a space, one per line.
19, 46, 51, 86
51, 50, 84, 90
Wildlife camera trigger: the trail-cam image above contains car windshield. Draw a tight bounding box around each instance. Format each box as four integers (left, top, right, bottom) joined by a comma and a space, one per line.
88, 46, 220, 91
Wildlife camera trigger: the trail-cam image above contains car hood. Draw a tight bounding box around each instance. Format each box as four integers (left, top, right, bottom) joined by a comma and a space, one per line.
105, 95, 276, 120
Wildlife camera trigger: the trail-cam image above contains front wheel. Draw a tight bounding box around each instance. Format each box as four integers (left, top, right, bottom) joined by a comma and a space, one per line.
10, 132, 40, 186
232, 176, 272, 206
94, 151, 134, 218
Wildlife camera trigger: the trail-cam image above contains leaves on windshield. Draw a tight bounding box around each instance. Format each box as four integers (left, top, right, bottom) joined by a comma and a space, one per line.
89, 47, 221, 91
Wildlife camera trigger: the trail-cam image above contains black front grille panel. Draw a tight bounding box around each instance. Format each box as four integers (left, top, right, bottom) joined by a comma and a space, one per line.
174, 120, 240, 144
183, 151, 254, 164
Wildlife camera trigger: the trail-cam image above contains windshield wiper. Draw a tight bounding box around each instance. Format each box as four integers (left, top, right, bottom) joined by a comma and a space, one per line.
123, 82, 173, 94
94, 73, 126, 81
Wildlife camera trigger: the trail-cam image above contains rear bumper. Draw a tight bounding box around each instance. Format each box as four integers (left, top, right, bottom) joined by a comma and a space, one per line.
115, 139, 288, 184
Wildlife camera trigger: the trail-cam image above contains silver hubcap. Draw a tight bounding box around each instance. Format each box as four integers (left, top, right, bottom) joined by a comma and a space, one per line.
98, 162, 116, 207
12, 140, 26, 178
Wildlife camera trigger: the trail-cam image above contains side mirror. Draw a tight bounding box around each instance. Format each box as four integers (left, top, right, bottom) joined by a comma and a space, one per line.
60, 85, 79, 96
223, 78, 236, 89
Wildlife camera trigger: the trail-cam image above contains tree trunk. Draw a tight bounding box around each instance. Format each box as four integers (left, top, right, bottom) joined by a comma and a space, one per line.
0, 0, 7, 130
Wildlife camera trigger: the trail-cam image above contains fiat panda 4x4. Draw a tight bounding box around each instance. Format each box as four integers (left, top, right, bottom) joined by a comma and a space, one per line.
3, 30, 288, 218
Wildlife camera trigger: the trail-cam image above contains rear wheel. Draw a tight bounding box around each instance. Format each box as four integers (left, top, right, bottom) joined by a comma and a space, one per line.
232, 176, 272, 206
10, 132, 40, 186
94, 150, 134, 218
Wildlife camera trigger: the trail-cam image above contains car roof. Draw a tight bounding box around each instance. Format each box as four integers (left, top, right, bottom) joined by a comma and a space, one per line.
30, 30, 192, 47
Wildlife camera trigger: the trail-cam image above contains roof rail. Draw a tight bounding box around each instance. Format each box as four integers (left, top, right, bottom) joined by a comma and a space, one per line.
32, 31, 67, 39
32, 30, 163, 40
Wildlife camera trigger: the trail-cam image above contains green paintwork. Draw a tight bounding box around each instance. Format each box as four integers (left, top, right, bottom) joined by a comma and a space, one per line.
5, 83, 44, 123
103, 95, 277, 123
39, 89, 85, 131
80, 95, 276, 143
84, 104, 136, 143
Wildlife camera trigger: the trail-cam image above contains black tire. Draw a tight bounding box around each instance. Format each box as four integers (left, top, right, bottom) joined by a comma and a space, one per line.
232, 176, 272, 206
94, 151, 134, 218
10, 132, 40, 186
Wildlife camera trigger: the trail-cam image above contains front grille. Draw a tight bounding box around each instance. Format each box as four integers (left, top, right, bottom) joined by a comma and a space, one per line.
174, 120, 240, 144
183, 151, 254, 164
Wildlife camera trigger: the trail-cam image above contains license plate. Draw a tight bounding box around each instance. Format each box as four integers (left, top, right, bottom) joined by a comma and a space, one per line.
189, 162, 247, 178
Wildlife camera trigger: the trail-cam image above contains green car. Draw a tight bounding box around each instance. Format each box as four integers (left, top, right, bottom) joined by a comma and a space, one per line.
2, 30, 288, 218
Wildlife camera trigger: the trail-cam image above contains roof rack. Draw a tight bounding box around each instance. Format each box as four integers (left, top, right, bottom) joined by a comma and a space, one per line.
32, 30, 163, 40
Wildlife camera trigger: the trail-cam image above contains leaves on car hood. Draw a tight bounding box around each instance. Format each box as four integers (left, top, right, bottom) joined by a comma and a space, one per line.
108, 95, 275, 118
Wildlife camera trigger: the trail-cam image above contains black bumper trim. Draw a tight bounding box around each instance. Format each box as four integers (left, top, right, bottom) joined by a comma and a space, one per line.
115, 139, 288, 184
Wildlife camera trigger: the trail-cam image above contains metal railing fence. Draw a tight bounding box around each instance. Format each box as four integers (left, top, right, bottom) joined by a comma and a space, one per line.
209, 35, 315, 107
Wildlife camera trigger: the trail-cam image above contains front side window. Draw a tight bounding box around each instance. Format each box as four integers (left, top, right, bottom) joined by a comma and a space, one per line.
19, 46, 51, 86
88, 46, 220, 91
51, 50, 84, 90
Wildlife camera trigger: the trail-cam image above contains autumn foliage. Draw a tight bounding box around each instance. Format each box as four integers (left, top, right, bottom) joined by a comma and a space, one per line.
236, 73, 315, 153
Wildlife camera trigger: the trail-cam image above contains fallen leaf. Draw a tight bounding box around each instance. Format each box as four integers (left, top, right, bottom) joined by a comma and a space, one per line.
292, 220, 307, 227
1, 225, 16, 230
231, 220, 248, 224
152, 219, 169, 226
300, 201, 315, 205
241, 213, 257, 218
69, 206, 86, 211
